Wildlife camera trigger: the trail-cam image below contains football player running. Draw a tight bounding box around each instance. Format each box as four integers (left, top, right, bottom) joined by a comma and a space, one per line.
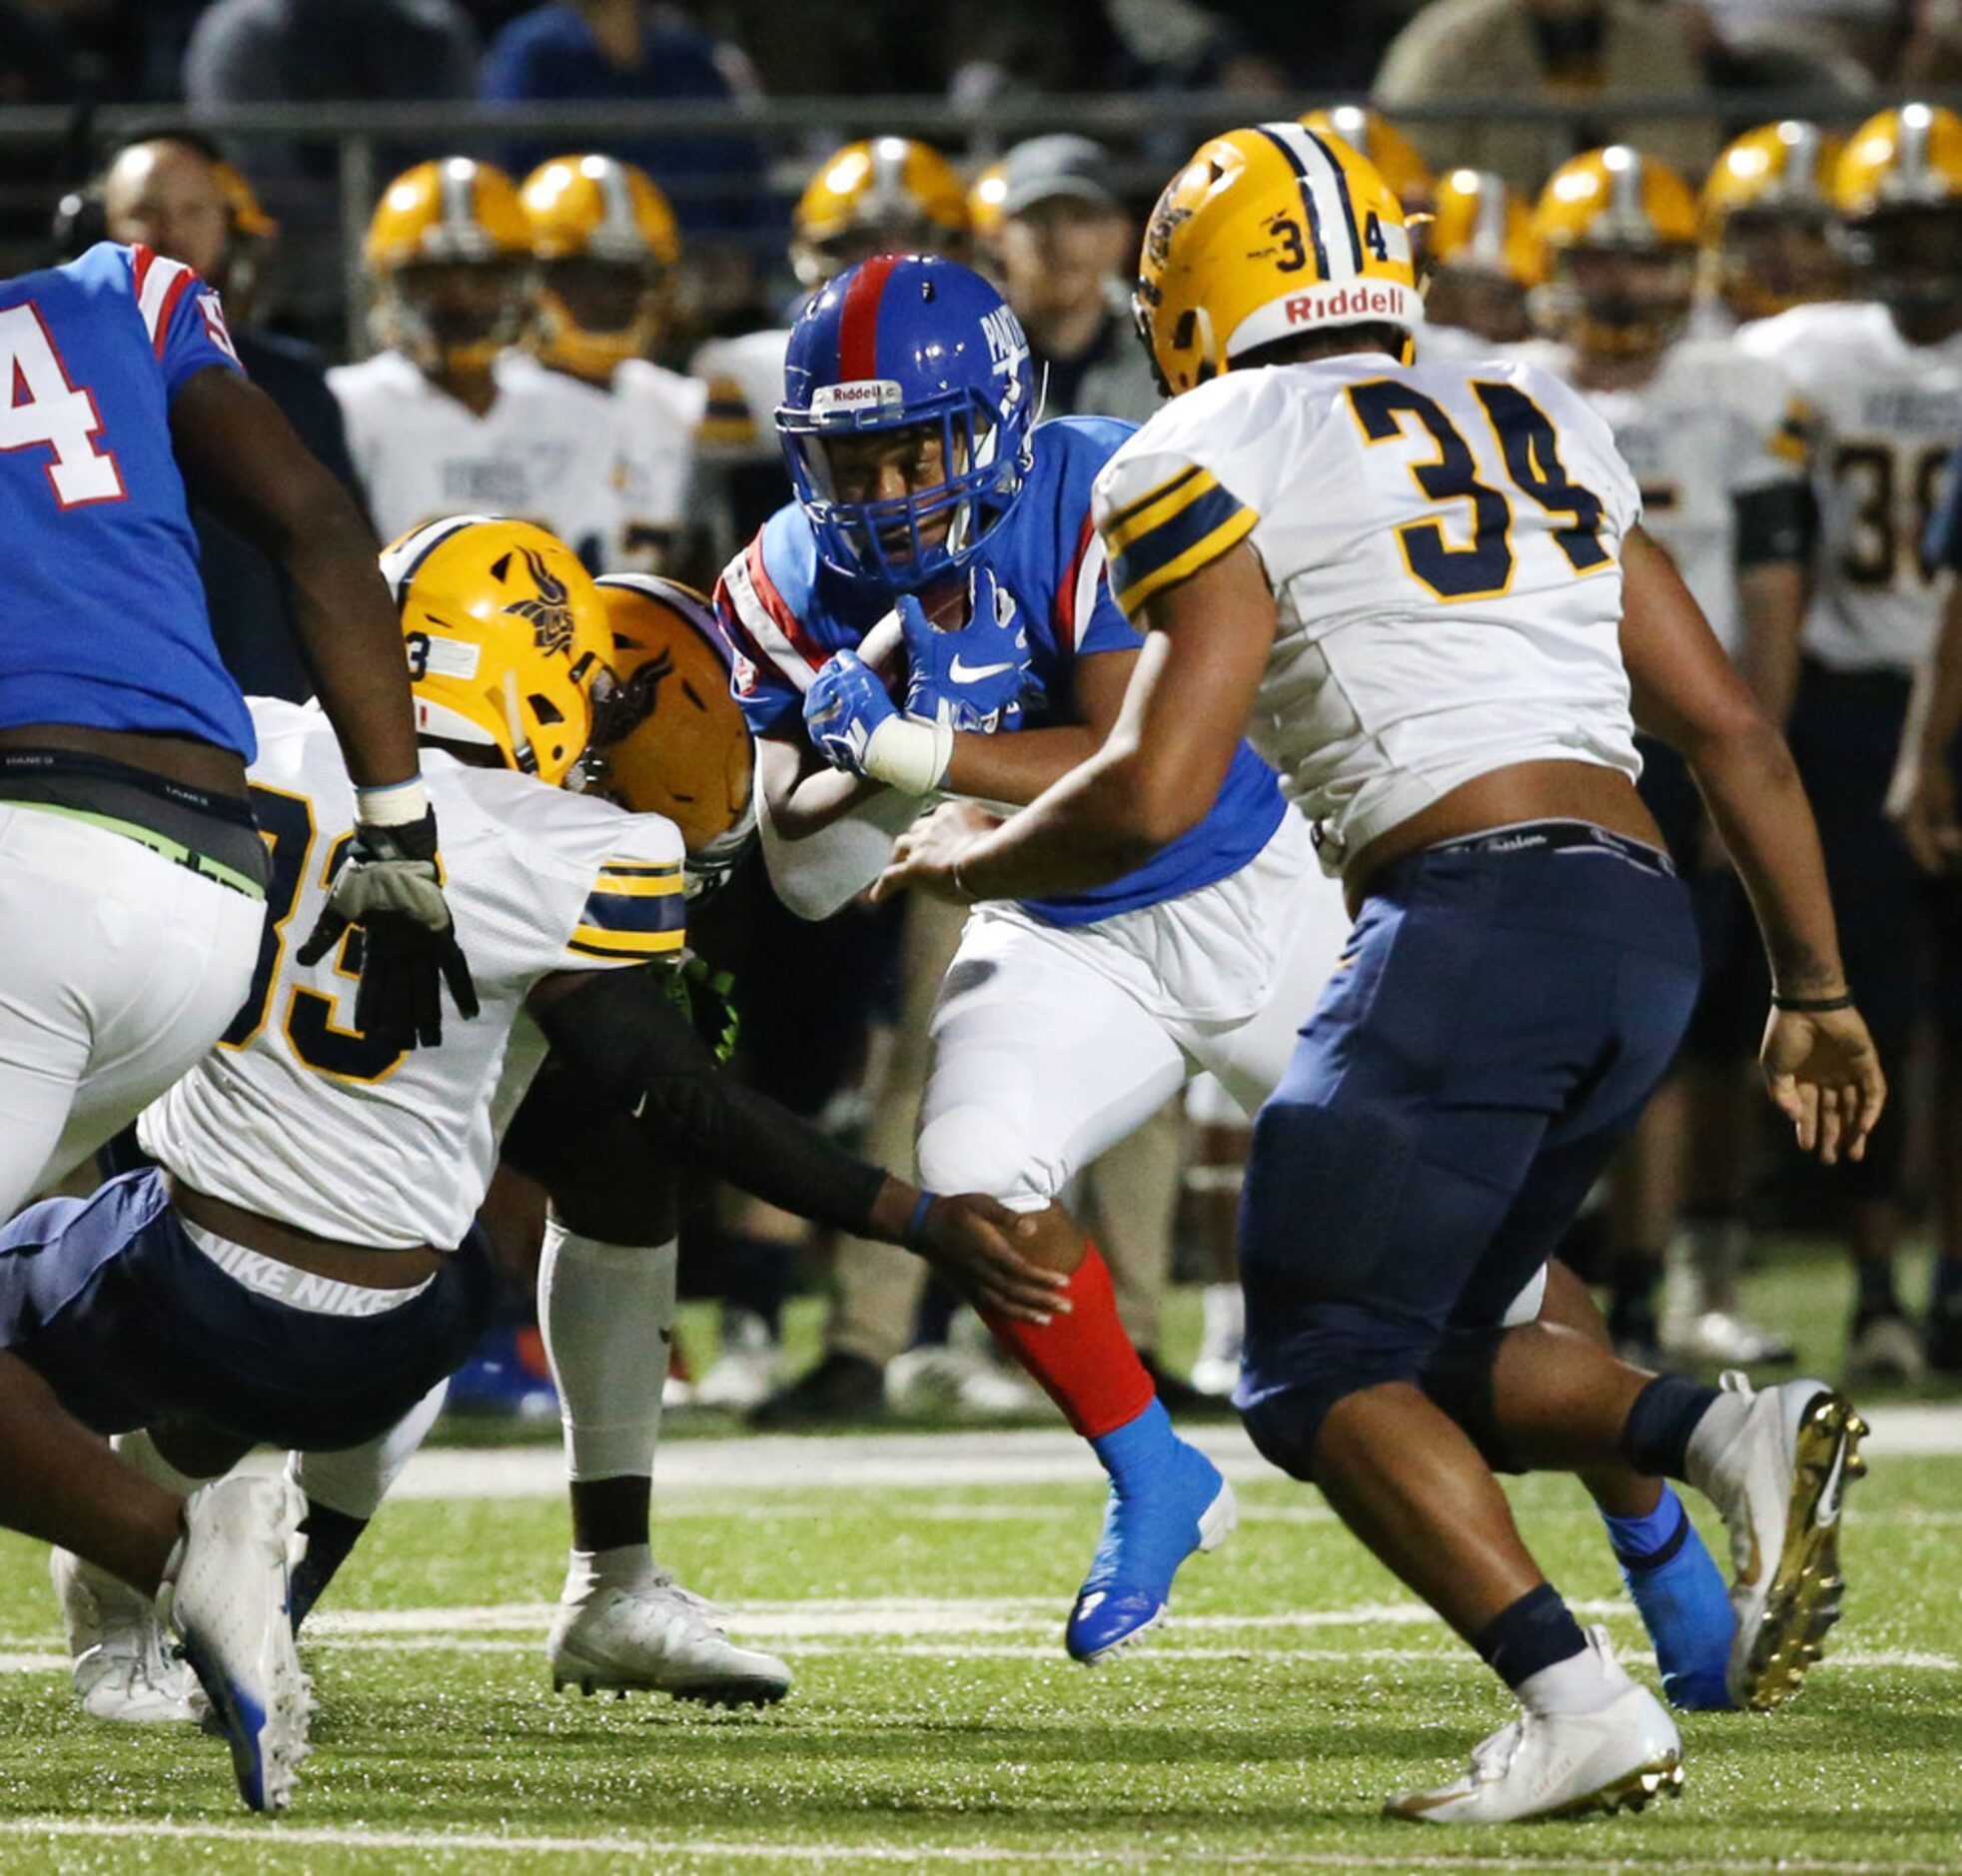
28, 519, 1050, 1792
1698, 121, 1843, 336
1738, 104, 1962, 1381
882, 126, 1882, 1821
332, 158, 638, 571
518, 154, 706, 575
721, 252, 1740, 1700
1521, 146, 1812, 1367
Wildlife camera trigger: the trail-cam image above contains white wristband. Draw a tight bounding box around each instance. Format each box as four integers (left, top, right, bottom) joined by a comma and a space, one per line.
860, 713, 955, 796
355, 775, 430, 828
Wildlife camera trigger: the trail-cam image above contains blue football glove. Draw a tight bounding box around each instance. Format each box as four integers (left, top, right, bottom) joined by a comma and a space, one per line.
804, 650, 954, 795
902, 565, 1043, 733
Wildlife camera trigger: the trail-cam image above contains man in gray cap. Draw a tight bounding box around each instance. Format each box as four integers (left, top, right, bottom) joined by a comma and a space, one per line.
984, 134, 1163, 426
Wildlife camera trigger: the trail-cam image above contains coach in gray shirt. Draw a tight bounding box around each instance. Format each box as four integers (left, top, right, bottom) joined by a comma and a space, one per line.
986, 136, 1162, 426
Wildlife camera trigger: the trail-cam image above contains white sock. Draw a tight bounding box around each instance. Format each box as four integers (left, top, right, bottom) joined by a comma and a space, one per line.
565, 1541, 656, 1599
291, 1379, 449, 1520
1516, 1633, 1634, 1717
1201, 1283, 1244, 1347
538, 1218, 676, 1483
112, 1428, 209, 1497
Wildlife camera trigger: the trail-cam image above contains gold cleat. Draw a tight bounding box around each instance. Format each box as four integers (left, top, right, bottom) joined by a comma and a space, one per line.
1734, 1390, 1867, 1711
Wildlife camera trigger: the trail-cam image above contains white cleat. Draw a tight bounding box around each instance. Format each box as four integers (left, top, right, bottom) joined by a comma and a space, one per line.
692, 1310, 781, 1409
1387, 1642, 1683, 1825
548, 1569, 792, 1708
1847, 1313, 1925, 1385
1690, 1370, 1867, 1711
1189, 1284, 1244, 1399
1660, 1308, 1795, 1368
158, 1475, 314, 1813
49, 1546, 206, 1724
885, 1346, 1041, 1416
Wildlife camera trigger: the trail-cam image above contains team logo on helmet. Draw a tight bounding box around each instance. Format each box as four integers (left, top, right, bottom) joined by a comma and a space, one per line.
497, 545, 577, 655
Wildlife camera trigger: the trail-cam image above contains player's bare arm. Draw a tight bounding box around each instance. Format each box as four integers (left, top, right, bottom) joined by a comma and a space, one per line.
170, 365, 418, 791
1732, 557, 1808, 729
1619, 523, 1885, 1162
882, 545, 1275, 903
1886, 571, 1962, 872
524, 962, 1066, 1324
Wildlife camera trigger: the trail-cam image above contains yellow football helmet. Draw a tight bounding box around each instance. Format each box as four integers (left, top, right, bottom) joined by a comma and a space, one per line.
1135, 122, 1420, 396
968, 160, 1010, 249
381, 515, 613, 789
365, 158, 532, 375
1833, 104, 1962, 334
1299, 107, 1435, 215
587, 575, 755, 892
520, 155, 679, 386
1700, 121, 1842, 322
1424, 169, 1538, 344
790, 138, 969, 289
1530, 146, 1698, 355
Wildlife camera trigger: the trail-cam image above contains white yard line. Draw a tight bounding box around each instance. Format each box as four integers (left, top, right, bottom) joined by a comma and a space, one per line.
392, 1406, 1962, 1500
0, 1820, 1952, 1873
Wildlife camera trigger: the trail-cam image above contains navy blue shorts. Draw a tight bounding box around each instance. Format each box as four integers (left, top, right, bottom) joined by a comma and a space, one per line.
1235, 821, 1700, 1477
0, 1170, 496, 1451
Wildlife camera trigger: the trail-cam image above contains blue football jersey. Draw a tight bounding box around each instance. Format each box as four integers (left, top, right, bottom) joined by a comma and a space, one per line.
0, 242, 254, 758
716, 415, 1285, 924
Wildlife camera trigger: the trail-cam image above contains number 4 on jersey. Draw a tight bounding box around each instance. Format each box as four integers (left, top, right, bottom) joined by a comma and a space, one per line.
0, 304, 125, 506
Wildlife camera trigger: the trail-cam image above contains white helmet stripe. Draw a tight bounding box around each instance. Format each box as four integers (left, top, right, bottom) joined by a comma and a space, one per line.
379, 512, 494, 605
440, 159, 477, 246
596, 159, 637, 244
1471, 173, 1507, 264
1258, 122, 1364, 281
1899, 104, 1933, 191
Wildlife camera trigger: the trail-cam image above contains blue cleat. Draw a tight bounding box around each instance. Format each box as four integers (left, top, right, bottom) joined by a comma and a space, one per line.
1604, 1486, 1736, 1711
1066, 1428, 1238, 1664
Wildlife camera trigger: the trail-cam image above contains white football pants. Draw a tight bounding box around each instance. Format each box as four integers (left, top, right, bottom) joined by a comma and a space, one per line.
0, 804, 263, 1219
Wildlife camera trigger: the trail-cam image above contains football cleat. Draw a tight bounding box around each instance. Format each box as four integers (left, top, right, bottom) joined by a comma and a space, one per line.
1660, 1308, 1796, 1368
885, 1345, 1042, 1416
1847, 1309, 1925, 1384
694, 1308, 782, 1410
1690, 1371, 1867, 1710
50, 1546, 206, 1725
548, 1567, 791, 1707
1066, 1440, 1237, 1664
1387, 1644, 1683, 1824
1188, 1284, 1244, 1399
158, 1475, 314, 1813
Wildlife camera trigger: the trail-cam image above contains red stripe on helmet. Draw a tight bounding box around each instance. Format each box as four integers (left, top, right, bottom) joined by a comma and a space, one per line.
835, 253, 904, 385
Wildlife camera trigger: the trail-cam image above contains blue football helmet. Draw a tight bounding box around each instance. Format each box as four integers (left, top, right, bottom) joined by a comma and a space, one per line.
776, 254, 1036, 590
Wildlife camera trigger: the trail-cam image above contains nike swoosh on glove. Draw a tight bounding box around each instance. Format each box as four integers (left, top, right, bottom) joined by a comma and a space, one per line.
295, 806, 479, 1050
902, 565, 1042, 732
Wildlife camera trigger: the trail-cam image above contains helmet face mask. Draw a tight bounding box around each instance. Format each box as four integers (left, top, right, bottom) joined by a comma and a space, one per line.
533, 254, 664, 379
1551, 244, 1695, 355
390, 258, 529, 373
776, 256, 1036, 591
1426, 264, 1531, 344
1714, 205, 1839, 320
1841, 205, 1962, 337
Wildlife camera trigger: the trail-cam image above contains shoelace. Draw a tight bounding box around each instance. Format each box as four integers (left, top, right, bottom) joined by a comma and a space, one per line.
1470, 1717, 1527, 1785
637, 1571, 732, 1633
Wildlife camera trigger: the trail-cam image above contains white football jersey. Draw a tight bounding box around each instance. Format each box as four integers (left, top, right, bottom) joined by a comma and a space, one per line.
1737, 301, 1962, 671
1514, 336, 1808, 655
1093, 355, 1642, 872
330, 349, 632, 568
689, 327, 790, 459
612, 356, 707, 572
139, 699, 685, 1251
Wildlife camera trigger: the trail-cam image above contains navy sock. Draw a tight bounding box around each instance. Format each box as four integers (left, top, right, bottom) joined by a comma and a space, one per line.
1622, 1373, 1722, 1481
1856, 1258, 1901, 1319
1472, 1583, 1589, 1692
288, 1503, 368, 1633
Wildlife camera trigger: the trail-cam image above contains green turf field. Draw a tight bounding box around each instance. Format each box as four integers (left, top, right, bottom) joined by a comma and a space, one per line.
0, 1385, 1955, 1871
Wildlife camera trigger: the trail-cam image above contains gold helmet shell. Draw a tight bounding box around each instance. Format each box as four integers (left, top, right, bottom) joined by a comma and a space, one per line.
1834, 102, 1962, 218
381, 516, 613, 789
1135, 122, 1420, 397
1431, 168, 1539, 285
1532, 146, 1699, 254
1299, 107, 1435, 212
790, 138, 969, 288
365, 157, 529, 273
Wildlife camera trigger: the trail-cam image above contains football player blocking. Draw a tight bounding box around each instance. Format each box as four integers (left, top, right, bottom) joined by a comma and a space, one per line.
729, 248, 1742, 1699
0, 238, 477, 1810
880, 123, 1884, 1822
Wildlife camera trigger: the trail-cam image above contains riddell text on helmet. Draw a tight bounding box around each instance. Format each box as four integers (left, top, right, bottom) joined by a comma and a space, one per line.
1286, 285, 1402, 323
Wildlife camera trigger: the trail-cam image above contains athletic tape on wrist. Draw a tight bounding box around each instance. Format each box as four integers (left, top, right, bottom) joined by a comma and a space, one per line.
862, 714, 954, 796
355, 776, 430, 828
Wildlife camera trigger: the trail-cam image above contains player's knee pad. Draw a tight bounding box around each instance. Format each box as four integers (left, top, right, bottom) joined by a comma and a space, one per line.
1419, 1328, 1524, 1473
915, 1105, 1056, 1213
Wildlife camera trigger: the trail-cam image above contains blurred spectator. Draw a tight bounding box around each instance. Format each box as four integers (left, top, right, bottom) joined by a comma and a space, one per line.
1375, 0, 1720, 197
185, 0, 480, 111
1903, 0, 1962, 79
99, 134, 369, 700
1700, 0, 1910, 83
985, 136, 1160, 425
482, 2, 767, 245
